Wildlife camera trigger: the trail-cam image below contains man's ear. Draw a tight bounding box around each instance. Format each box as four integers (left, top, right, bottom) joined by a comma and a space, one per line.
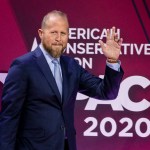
38, 29, 43, 39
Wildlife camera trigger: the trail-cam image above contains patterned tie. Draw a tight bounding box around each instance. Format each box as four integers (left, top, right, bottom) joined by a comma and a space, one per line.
52, 59, 62, 98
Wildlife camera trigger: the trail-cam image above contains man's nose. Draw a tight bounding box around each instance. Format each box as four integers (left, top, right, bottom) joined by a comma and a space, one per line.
55, 33, 61, 41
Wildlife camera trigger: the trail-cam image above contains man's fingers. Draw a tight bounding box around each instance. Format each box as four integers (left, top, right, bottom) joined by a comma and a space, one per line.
99, 40, 105, 49
118, 38, 123, 46
107, 26, 116, 40
112, 26, 116, 39
114, 33, 119, 41
107, 29, 111, 40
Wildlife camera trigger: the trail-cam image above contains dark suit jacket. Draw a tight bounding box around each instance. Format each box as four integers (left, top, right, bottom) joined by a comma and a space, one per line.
0, 47, 124, 150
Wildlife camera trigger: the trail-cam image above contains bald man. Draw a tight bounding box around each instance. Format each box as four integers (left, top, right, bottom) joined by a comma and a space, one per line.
0, 10, 124, 150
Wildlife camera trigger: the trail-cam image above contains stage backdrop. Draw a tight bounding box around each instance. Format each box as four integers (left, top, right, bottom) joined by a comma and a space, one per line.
0, 0, 150, 150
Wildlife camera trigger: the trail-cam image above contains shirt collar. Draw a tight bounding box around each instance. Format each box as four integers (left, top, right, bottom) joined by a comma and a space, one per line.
39, 43, 60, 63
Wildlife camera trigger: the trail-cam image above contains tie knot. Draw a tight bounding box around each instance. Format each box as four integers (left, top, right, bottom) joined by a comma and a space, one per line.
52, 59, 59, 65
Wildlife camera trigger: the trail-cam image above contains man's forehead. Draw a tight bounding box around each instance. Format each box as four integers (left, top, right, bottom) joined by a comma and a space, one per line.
45, 16, 69, 28
47, 14, 67, 22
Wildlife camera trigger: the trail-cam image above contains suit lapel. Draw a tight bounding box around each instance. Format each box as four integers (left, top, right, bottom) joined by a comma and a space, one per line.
34, 47, 62, 102
60, 56, 71, 105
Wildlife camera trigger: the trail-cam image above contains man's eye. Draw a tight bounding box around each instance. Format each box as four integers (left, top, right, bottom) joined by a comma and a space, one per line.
61, 32, 66, 36
51, 31, 57, 34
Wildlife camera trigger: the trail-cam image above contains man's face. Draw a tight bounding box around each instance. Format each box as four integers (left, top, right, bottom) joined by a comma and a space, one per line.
38, 16, 69, 58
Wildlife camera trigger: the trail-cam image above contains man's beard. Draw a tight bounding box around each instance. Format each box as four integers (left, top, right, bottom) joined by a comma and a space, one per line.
43, 43, 65, 58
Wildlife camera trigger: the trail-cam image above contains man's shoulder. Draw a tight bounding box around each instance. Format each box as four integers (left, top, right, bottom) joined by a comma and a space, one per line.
15, 47, 41, 63
61, 55, 77, 64
10, 47, 41, 68
61, 55, 82, 72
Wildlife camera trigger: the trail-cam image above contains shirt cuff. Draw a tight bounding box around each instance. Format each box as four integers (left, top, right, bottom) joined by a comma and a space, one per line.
106, 60, 121, 72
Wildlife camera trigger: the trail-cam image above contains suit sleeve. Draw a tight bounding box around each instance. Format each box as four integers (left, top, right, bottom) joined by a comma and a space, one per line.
0, 59, 28, 150
78, 65, 124, 100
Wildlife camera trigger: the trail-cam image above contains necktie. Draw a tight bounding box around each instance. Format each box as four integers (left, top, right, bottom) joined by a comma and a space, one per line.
52, 59, 62, 98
